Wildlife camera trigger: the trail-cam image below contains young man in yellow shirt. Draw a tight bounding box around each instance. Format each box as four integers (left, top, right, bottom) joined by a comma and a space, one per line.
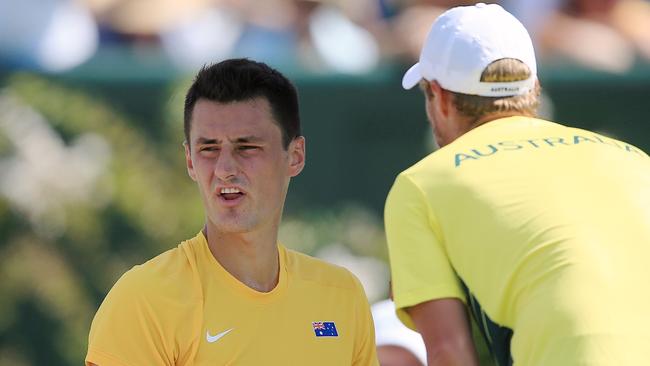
86, 59, 378, 366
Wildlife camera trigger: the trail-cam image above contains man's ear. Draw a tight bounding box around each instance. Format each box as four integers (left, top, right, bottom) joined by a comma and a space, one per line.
184, 141, 197, 181
429, 80, 452, 118
287, 136, 306, 177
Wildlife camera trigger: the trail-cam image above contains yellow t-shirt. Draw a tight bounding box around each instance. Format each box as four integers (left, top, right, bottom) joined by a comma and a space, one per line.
86, 232, 378, 366
385, 116, 650, 365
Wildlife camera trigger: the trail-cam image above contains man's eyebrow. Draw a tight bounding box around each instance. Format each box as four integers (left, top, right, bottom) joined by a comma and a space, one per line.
195, 137, 220, 145
232, 135, 265, 143
194, 136, 265, 145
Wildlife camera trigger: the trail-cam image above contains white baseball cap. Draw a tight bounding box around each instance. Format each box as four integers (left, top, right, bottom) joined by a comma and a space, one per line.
372, 300, 427, 365
402, 3, 537, 97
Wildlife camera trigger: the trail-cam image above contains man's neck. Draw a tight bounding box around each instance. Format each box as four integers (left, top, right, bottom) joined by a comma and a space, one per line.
204, 224, 280, 293
469, 112, 528, 131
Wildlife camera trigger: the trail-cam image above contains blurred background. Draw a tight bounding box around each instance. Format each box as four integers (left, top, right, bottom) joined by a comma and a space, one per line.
1, 0, 650, 365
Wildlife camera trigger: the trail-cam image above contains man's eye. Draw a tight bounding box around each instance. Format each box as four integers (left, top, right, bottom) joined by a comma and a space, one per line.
201, 146, 219, 152
239, 146, 259, 151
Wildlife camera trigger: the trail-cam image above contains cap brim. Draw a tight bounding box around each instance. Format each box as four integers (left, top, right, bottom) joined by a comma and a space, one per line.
401, 63, 422, 89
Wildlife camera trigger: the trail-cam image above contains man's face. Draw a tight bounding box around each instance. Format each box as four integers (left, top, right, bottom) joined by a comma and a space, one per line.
185, 98, 305, 234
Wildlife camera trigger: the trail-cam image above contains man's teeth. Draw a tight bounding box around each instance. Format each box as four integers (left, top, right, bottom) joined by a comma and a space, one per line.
221, 187, 241, 194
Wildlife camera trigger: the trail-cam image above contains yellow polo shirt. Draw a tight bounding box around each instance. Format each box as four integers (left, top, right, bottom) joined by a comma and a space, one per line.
385, 116, 650, 365
86, 232, 378, 365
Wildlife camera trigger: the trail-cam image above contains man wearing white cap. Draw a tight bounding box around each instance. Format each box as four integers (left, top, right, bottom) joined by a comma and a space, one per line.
384, 3, 650, 366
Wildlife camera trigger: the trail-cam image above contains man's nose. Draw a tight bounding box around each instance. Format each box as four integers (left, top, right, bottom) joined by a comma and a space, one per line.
214, 149, 238, 181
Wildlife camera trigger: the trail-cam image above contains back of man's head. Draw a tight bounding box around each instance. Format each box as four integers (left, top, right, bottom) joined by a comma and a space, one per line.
451, 58, 540, 120
404, 3, 541, 119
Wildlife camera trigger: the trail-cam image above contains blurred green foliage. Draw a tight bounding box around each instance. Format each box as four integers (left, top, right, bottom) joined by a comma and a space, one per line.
0, 74, 201, 365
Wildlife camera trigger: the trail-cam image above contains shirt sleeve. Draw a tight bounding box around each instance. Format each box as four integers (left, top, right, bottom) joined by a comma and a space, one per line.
384, 173, 465, 331
350, 274, 380, 366
85, 268, 177, 366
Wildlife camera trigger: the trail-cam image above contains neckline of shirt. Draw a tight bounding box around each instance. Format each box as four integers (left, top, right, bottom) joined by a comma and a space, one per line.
195, 231, 289, 303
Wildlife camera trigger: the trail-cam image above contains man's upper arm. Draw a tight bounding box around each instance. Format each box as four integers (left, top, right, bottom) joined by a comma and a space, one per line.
408, 298, 479, 366
384, 174, 465, 329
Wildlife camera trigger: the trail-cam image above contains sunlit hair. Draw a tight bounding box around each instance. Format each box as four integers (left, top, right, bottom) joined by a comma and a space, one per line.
420, 58, 541, 119
452, 58, 540, 119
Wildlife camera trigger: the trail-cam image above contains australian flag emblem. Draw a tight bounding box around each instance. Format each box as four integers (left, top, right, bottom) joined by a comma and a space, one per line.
312, 321, 338, 337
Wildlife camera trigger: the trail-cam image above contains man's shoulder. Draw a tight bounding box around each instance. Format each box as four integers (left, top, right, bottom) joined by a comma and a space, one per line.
403, 116, 568, 175
88, 237, 204, 365
393, 154, 450, 196
108, 236, 202, 303
284, 248, 361, 292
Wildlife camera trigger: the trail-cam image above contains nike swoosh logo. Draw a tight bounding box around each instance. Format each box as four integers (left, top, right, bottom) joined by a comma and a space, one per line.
206, 328, 233, 343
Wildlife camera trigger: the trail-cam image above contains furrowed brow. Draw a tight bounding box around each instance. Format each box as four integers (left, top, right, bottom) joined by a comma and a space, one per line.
193, 136, 265, 145
195, 137, 220, 145
232, 136, 265, 144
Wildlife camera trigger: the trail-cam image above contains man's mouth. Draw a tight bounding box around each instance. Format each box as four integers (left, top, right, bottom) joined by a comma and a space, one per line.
220, 187, 244, 201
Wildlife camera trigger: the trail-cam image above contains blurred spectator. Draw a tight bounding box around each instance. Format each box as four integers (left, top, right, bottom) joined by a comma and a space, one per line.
389, 0, 650, 72
388, 1, 480, 61
82, 0, 214, 41
501, 0, 650, 72
0, 0, 98, 72
372, 299, 427, 366
158, 1, 247, 70
4, 0, 648, 74
159, 0, 381, 73
300, 0, 380, 73
611, 0, 650, 60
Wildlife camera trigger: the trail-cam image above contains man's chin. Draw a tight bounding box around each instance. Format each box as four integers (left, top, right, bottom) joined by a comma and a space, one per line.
209, 217, 256, 234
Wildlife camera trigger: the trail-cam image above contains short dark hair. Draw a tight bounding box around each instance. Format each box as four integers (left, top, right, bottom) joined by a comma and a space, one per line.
184, 59, 301, 149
